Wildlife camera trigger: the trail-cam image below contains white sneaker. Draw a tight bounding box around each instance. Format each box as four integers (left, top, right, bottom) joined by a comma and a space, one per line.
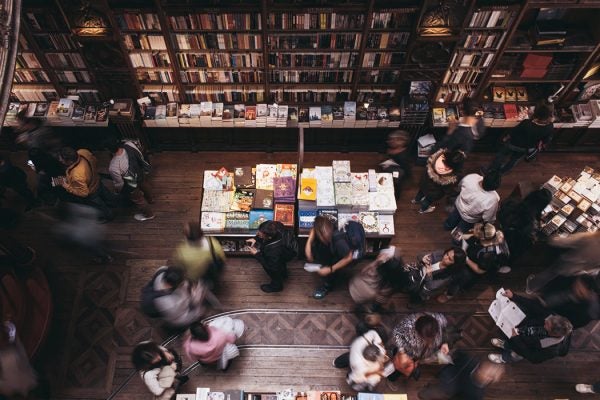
576, 384, 596, 394
487, 353, 505, 364
418, 205, 436, 214
491, 338, 506, 349
134, 213, 156, 221
498, 266, 511, 274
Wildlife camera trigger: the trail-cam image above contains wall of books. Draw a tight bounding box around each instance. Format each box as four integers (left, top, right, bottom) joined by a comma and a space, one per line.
540, 167, 600, 236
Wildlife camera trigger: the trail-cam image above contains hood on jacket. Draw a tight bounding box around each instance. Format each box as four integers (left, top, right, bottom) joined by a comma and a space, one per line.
426, 148, 461, 186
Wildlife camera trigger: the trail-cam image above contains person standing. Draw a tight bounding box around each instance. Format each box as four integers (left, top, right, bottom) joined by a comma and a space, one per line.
131, 341, 188, 400
57, 147, 114, 221
380, 130, 412, 198
247, 220, 297, 293
488, 100, 554, 175
183, 316, 245, 371
434, 99, 483, 154
444, 169, 501, 236
106, 139, 155, 221
305, 216, 355, 299
413, 149, 465, 214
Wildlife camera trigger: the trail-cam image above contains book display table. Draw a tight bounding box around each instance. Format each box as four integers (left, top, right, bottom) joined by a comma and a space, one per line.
539, 166, 600, 236
178, 388, 408, 400
199, 160, 397, 257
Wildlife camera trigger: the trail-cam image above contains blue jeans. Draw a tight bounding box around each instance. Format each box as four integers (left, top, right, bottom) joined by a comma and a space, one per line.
443, 207, 473, 232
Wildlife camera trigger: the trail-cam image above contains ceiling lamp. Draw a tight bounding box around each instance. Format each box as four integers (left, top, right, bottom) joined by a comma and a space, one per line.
419, 0, 461, 37
73, 1, 109, 36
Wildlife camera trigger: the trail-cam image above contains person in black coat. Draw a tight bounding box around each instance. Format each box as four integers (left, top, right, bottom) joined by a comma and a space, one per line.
488, 289, 573, 364
540, 275, 600, 329
0, 153, 37, 210
248, 220, 294, 293
433, 99, 483, 155
488, 100, 554, 175
380, 130, 412, 199
418, 351, 504, 400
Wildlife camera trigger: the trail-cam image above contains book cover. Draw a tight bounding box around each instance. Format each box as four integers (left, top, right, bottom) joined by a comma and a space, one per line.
516, 86, 528, 102
234, 104, 245, 120
321, 105, 333, 121
317, 208, 338, 225
298, 177, 317, 201
230, 189, 255, 212
249, 209, 274, 229
332, 160, 351, 182
332, 105, 344, 121
492, 86, 506, 102
200, 211, 226, 231
201, 190, 233, 212
255, 164, 277, 190
199, 102, 213, 116
505, 86, 517, 102
432, 107, 446, 124
33, 102, 48, 117
274, 203, 295, 227
334, 182, 353, 207
245, 105, 257, 120
196, 387, 210, 400
223, 390, 244, 400
223, 105, 234, 122
256, 103, 268, 117
351, 171, 370, 193
84, 105, 97, 123
273, 176, 296, 200
47, 101, 59, 118
445, 106, 459, 122
298, 107, 309, 123
57, 98, 74, 118
378, 214, 395, 235
368, 191, 397, 213
253, 189, 274, 209
359, 211, 379, 233
225, 211, 250, 230
309, 106, 321, 122
71, 106, 85, 121
234, 166, 255, 188
488, 288, 526, 337
179, 104, 191, 124
203, 169, 234, 190
376, 172, 395, 192
337, 212, 360, 230
276, 163, 298, 179
343, 101, 356, 118
212, 102, 223, 119
298, 209, 317, 229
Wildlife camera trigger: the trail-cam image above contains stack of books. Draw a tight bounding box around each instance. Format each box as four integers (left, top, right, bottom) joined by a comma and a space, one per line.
520, 54, 552, 79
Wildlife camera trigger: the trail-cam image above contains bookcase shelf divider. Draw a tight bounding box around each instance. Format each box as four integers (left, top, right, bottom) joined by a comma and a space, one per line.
558, 44, 600, 103
350, 0, 374, 99
154, 0, 186, 101
261, 0, 270, 102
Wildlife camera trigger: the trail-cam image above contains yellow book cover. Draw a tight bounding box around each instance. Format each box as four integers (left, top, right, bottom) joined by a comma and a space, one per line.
383, 395, 407, 400
298, 177, 317, 201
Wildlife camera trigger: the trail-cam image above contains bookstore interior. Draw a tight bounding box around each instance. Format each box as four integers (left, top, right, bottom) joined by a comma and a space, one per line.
1, 0, 600, 399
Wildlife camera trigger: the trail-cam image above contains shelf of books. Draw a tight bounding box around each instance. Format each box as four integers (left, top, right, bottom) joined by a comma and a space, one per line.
435, 5, 518, 104
200, 164, 298, 255
141, 101, 408, 128
178, 387, 408, 400
4, 97, 110, 127
539, 166, 600, 236
297, 160, 395, 255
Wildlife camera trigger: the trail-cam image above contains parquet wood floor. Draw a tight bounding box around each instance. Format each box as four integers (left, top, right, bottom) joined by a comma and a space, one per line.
6, 150, 600, 400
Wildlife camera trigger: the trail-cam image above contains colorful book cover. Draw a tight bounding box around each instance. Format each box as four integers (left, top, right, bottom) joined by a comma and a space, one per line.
57, 98, 74, 118
203, 168, 234, 190
298, 177, 317, 201
249, 209, 274, 229
309, 106, 321, 121
201, 190, 232, 212
71, 106, 84, 121
84, 105, 97, 123
273, 176, 296, 200
222, 105, 234, 121
505, 86, 517, 102
199, 102, 213, 116
230, 189, 255, 212
255, 164, 277, 190
245, 105, 257, 120
225, 211, 250, 230
253, 189, 274, 209
298, 209, 317, 229
276, 163, 298, 179
256, 103, 267, 117
233, 104, 245, 120
359, 211, 379, 233
432, 107, 446, 124
343, 101, 356, 118
212, 102, 223, 119
298, 107, 309, 123
33, 102, 48, 117
274, 203, 295, 227
321, 105, 333, 121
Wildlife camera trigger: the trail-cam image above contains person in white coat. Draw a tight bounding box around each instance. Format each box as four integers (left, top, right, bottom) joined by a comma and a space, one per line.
345, 330, 388, 391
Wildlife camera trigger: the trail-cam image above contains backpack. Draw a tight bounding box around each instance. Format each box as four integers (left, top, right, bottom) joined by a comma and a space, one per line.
123, 143, 151, 188
342, 221, 366, 260
269, 221, 298, 261
140, 268, 171, 318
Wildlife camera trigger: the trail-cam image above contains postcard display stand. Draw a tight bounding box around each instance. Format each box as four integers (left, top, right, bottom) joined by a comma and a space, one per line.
297, 160, 396, 255
200, 164, 298, 255
539, 167, 600, 236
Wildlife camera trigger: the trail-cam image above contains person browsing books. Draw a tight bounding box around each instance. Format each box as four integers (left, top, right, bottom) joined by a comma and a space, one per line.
305, 215, 354, 299
488, 289, 573, 364
247, 220, 296, 293
380, 130, 412, 198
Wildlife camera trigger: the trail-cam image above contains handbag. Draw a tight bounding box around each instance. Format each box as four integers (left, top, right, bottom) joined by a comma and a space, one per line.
402, 262, 425, 293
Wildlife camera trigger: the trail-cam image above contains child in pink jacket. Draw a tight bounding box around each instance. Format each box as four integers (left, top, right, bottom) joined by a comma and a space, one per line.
183, 316, 244, 370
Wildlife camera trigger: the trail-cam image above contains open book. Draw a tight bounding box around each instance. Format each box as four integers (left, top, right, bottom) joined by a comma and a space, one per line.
488, 288, 526, 337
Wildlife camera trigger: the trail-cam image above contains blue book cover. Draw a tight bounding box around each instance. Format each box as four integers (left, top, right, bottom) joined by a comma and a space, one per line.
249, 209, 274, 229
298, 209, 317, 229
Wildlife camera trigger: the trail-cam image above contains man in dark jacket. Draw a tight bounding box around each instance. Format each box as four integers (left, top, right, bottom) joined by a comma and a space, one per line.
488, 289, 573, 364
248, 220, 295, 293
418, 351, 504, 400
0, 153, 37, 210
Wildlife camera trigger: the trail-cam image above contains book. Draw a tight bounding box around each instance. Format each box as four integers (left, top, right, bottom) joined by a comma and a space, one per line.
71, 106, 84, 122
317, 208, 338, 225
298, 177, 317, 201
203, 168, 234, 190
334, 182, 352, 208
179, 104, 191, 124
432, 107, 446, 125
309, 106, 321, 127
516, 86, 528, 102
315, 166, 335, 207
298, 209, 317, 229
332, 160, 351, 182
33, 102, 48, 117
196, 388, 210, 400
253, 189, 274, 209
249, 209, 274, 229
176, 395, 196, 400
368, 191, 397, 213
57, 98, 74, 118
359, 211, 379, 233
245, 105, 257, 127
234, 166, 255, 189
230, 189, 255, 212
378, 214, 395, 235
488, 288, 526, 337
200, 212, 226, 231
274, 203, 295, 227
201, 190, 233, 212
276, 163, 298, 179
492, 86, 506, 102
234, 104, 246, 126
273, 176, 296, 202
505, 87, 517, 102
255, 164, 277, 190
377, 173, 398, 193
225, 211, 250, 230
84, 105, 97, 123
223, 105, 234, 124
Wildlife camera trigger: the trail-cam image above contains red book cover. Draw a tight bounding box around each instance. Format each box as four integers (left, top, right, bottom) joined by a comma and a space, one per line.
520, 68, 547, 79
503, 104, 518, 120
523, 54, 552, 69
274, 203, 295, 227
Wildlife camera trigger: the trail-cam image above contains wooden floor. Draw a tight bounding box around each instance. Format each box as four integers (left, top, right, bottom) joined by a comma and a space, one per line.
7, 150, 600, 400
